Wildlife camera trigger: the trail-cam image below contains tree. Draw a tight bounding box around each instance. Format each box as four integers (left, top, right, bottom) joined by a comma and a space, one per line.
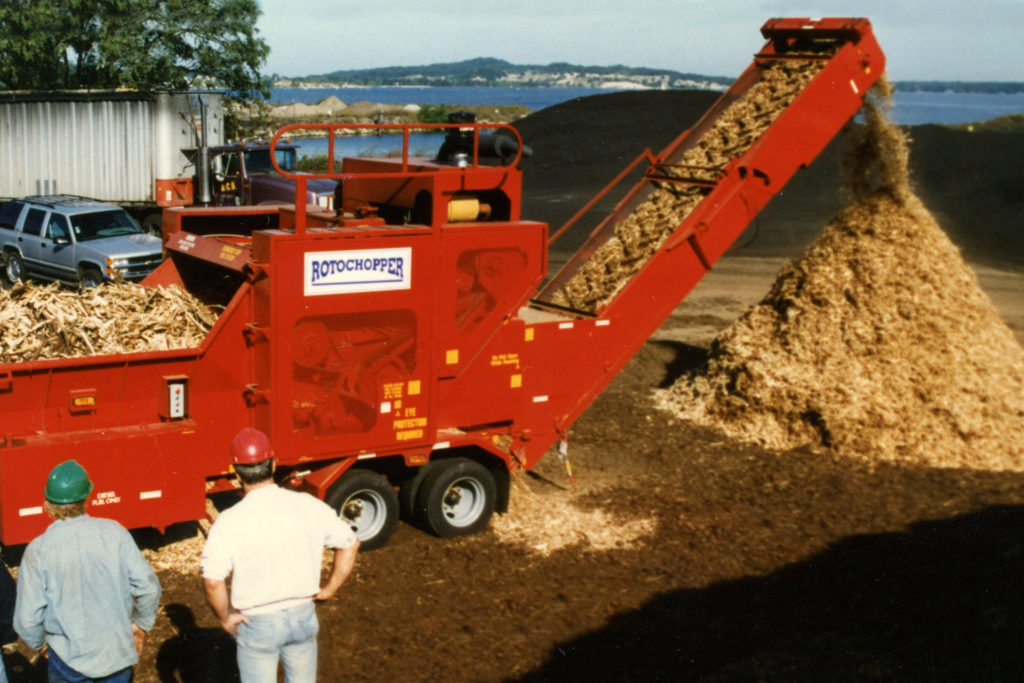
0, 0, 269, 101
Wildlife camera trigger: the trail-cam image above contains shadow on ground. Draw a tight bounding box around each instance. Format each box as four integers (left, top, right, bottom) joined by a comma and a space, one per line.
516, 504, 1024, 682
154, 604, 239, 683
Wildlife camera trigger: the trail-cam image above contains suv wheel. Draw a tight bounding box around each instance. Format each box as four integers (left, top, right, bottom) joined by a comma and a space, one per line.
3, 252, 24, 284
78, 267, 104, 289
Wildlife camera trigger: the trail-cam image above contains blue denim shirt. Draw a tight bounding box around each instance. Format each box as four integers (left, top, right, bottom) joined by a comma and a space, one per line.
14, 515, 161, 678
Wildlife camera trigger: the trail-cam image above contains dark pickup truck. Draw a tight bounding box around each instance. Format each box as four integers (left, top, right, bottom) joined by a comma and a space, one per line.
208, 141, 337, 210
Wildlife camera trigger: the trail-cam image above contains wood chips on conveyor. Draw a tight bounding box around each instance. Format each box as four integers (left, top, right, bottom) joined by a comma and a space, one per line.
551, 59, 826, 312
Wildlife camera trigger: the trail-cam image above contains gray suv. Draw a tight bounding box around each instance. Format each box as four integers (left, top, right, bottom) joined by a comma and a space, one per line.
0, 195, 162, 288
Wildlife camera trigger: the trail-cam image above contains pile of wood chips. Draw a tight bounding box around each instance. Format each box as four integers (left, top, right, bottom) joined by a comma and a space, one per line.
551, 58, 826, 312
490, 475, 655, 556
658, 78, 1024, 470
0, 281, 217, 362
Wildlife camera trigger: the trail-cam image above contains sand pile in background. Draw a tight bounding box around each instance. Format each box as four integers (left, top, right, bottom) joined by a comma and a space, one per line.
0, 281, 216, 362
551, 59, 825, 313
658, 78, 1024, 470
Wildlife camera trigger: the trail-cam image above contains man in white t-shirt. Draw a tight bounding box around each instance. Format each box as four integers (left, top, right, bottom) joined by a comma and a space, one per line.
201, 428, 360, 682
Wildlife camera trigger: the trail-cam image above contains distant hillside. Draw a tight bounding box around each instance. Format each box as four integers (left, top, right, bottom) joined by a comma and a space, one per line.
271, 58, 1024, 94
895, 81, 1024, 94
274, 57, 733, 91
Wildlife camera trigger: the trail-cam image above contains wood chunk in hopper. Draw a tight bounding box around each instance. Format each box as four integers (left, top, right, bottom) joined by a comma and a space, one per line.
0, 281, 218, 363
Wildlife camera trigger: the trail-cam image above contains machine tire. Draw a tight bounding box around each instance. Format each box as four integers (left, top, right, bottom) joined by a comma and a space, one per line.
78, 266, 104, 289
398, 461, 435, 523
414, 458, 496, 538
325, 469, 399, 551
3, 251, 24, 284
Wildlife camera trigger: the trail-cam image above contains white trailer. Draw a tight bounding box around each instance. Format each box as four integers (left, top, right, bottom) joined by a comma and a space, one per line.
0, 91, 224, 225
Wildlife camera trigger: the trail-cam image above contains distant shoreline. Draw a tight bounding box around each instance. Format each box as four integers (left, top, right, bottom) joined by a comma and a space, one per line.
271, 81, 1024, 97
258, 87, 1024, 127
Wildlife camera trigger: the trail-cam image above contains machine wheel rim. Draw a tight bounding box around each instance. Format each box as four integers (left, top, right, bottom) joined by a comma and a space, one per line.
439, 476, 487, 528
340, 488, 389, 541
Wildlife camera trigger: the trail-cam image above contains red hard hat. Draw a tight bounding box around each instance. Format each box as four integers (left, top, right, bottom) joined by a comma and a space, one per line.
231, 427, 274, 465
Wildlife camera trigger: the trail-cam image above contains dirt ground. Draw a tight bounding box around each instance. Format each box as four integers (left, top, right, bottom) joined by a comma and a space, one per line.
4, 90, 1024, 682
140, 262, 1024, 683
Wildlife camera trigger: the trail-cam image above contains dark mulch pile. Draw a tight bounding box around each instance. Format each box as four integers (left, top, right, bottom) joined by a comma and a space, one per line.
516, 90, 1024, 270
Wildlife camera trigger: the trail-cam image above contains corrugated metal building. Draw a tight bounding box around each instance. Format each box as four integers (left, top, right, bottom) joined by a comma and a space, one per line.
0, 91, 224, 205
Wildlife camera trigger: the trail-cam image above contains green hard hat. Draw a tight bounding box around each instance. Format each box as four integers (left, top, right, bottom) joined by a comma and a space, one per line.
45, 460, 93, 504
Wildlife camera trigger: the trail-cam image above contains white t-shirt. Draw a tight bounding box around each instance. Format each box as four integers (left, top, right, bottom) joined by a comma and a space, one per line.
201, 485, 357, 613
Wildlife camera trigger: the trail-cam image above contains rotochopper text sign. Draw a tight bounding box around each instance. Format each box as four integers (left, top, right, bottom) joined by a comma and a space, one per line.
304, 247, 412, 295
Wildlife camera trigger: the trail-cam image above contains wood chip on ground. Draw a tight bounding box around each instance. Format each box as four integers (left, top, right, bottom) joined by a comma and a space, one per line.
490, 475, 655, 556
657, 77, 1024, 471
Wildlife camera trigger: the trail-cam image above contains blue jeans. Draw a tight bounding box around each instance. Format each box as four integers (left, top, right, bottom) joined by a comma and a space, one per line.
47, 649, 131, 683
235, 601, 319, 683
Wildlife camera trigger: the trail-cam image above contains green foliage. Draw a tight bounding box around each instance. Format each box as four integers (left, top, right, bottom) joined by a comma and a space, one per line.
296, 154, 342, 173
418, 105, 451, 124
895, 81, 1024, 94
950, 114, 1024, 132
0, 0, 270, 101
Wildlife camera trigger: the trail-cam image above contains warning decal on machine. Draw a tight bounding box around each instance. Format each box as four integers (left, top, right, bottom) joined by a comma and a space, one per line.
304, 247, 412, 296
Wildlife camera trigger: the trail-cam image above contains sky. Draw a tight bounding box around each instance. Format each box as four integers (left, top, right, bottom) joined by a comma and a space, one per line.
256, 0, 1024, 82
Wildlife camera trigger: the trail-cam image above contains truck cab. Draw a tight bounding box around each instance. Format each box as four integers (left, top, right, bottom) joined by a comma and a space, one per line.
208, 142, 337, 210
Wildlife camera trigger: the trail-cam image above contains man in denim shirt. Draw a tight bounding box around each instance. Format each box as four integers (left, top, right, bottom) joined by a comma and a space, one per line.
14, 460, 161, 682
201, 428, 359, 683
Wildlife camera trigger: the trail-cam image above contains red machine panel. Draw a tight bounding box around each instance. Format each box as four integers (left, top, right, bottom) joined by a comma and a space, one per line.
0, 424, 209, 545
249, 226, 439, 461
436, 221, 547, 379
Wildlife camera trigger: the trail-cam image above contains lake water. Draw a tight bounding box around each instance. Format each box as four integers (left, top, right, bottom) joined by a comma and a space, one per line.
271, 86, 1024, 160
290, 132, 446, 159
271, 86, 624, 114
